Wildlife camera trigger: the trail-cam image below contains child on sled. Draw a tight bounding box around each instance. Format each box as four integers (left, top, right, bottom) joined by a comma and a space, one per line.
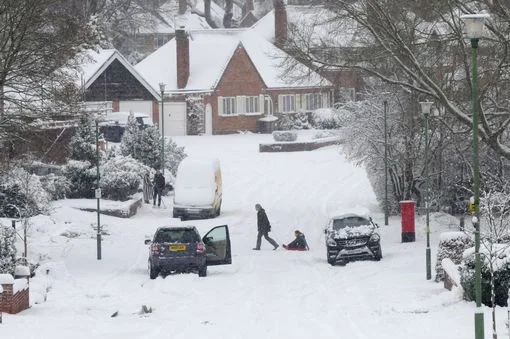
283, 230, 309, 251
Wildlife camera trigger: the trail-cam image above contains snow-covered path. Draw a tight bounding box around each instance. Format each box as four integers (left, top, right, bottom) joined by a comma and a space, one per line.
1, 133, 503, 338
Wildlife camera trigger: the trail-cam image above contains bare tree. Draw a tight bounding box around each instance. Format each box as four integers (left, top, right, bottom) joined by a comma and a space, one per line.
283, 0, 510, 160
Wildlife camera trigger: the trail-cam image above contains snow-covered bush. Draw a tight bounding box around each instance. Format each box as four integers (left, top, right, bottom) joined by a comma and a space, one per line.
435, 232, 473, 282
460, 245, 510, 307
0, 224, 16, 275
40, 173, 71, 200
0, 167, 51, 217
276, 112, 313, 130
139, 126, 161, 170
164, 138, 187, 176
100, 155, 151, 201
272, 131, 298, 142
312, 108, 341, 129
64, 160, 97, 199
70, 113, 99, 164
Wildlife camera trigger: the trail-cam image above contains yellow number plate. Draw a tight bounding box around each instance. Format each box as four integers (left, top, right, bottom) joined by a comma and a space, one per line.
169, 244, 187, 251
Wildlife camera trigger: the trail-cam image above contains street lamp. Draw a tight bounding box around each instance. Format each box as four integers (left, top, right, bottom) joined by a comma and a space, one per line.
461, 11, 490, 339
383, 100, 389, 226
159, 83, 166, 176
419, 101, 433, 280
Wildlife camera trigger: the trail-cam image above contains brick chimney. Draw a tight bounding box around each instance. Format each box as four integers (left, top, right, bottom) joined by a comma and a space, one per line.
176, 28, 189, 89
179, 0, 187, 15
274, 0, 287, 46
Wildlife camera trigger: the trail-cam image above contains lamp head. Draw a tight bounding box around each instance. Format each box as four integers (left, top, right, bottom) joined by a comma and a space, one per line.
419, 101, 433, 115
159, 82, 166, 93
460, 12, 490, 39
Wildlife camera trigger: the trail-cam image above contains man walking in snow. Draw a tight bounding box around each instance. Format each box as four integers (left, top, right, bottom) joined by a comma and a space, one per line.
153, 170, 165, 207
253, 203, 279, 250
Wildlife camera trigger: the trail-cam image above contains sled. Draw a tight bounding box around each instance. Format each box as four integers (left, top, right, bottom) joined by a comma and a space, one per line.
282, 245, 308, 251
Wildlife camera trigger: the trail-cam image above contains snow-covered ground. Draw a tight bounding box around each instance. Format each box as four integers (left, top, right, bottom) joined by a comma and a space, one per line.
1, 132, 507, 338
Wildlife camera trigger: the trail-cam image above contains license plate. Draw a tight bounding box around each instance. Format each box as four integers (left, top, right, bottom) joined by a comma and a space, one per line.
169, 244, 187, 251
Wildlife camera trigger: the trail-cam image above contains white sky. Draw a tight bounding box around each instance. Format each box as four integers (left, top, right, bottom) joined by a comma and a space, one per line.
1, 131, 506, 339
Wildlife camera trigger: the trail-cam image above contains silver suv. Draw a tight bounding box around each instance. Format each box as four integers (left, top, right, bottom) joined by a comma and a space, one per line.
324, 213, 382, 265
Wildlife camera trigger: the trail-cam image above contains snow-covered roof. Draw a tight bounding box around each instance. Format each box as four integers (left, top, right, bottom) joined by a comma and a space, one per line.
135, 28, 331, 92
252, 5, 366, 48
76, 49, 160, 100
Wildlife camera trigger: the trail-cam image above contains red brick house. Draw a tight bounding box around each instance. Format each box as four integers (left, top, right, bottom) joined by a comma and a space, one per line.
135, 26, 333, 135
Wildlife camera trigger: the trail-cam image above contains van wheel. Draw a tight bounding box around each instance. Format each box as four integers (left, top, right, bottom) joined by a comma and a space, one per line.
216, 206, 221, 217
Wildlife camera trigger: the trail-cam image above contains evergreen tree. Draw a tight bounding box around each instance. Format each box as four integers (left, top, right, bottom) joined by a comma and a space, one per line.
69, 114, 97, 164
120, 112, 141, 159
139, 125, 162, 170
0, 224, 16, 275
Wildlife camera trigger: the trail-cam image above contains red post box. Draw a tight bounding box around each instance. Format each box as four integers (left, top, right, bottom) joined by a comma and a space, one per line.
400, 200, 416, 242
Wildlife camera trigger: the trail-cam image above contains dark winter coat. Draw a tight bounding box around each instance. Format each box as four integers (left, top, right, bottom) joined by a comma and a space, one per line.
287, 233, 309, 250
153, 173, 165, 192
257, 208, 271, 232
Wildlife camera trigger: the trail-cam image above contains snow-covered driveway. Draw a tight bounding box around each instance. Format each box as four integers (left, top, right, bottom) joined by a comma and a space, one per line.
2, 133, 494, 338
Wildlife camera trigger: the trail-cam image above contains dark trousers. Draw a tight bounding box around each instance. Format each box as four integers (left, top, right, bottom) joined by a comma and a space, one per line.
255, 230, 278, 249
153, 188, 162, 206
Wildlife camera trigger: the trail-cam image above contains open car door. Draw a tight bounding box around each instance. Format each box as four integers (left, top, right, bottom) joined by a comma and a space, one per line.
203, 225, 232, 266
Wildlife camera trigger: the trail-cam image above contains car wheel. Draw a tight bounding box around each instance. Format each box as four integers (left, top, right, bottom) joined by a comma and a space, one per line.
198, 265, 207, 277
149, 261, 159, 280
374, 247, 383, 261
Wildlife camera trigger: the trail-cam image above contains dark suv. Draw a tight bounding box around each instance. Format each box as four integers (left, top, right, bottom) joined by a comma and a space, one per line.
144, 225, 232, 279
324, 213, 382, 265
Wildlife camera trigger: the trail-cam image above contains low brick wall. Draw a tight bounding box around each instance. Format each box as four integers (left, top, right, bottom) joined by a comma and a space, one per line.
1, 282, 29, 314
259, 138, 341, 153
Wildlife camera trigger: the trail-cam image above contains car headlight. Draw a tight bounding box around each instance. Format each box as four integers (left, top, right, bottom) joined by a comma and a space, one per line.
369, 233, 380, 243
327, 238, 337, 246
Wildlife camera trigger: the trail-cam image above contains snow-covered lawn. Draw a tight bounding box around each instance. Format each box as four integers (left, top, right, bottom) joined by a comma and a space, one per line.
1, 132, 506, 338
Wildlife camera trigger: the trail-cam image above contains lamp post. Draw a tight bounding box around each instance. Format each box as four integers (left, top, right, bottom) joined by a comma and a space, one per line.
461, 11, 490, 339
419, 101, 433, 280
383, 100, 389, 226
95, 119, 102, 260
159, 83, 166, 176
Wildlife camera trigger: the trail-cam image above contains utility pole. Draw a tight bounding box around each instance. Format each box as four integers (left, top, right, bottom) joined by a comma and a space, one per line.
95, 120, 102, 260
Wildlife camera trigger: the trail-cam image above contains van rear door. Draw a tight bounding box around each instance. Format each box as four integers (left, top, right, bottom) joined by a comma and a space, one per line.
203, 225, 232, 265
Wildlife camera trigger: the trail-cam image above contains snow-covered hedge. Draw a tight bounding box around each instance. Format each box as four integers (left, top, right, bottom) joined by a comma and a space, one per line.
312, 108, 341, 129
276, 112, 313, 130
435, 232, 473, 282
460, 245, 510, 307
64, 160, 97, 199
0, 224, 16, 275
100, 155, 151, 201
0, 166, 51, 217
40, 173, 71, 200
272, 131, 298, 142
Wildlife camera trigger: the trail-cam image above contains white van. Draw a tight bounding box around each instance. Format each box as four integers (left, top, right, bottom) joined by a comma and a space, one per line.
173, 157, 222, 220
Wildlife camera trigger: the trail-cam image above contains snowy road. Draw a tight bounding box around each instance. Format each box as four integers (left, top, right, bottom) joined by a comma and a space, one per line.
1, 133, 498, 338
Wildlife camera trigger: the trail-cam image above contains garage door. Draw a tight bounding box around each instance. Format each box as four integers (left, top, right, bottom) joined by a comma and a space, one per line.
160, 102, 186, 136
119, 101, 153, 123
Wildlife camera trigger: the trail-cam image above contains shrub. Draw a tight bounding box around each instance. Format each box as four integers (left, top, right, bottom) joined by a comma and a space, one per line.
272, 131, 298, 142
312, 108, 342, 129
276, 112, 313, 130
460, 245, 510, 307
0, 167, 51, 217
435, 232, 474, 282
64, 160, 97, 199
100, 155, 151, 201
40, 173, 71, 200
0, 224, 16, 275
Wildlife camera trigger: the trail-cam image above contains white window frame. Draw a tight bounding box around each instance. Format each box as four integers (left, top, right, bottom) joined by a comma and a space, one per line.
305, 93, 323, 111
279, 94, 296, 113
245, 96, 260, 114
220, 96, 236, 116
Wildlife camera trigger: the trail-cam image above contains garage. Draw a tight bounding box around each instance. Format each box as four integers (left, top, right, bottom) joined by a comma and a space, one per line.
160, 101, 186, 136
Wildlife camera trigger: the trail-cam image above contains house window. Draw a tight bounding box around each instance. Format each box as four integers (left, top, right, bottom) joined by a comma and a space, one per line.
305, 93, 323, 110
245, 96, 259, 113
222, 97, 236, 115
280, 95, 296, 113
337, 87, 356, 102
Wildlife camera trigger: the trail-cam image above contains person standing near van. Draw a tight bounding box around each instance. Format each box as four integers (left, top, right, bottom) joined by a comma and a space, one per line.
153, 170, 165, 207
253, 203, 279, 250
